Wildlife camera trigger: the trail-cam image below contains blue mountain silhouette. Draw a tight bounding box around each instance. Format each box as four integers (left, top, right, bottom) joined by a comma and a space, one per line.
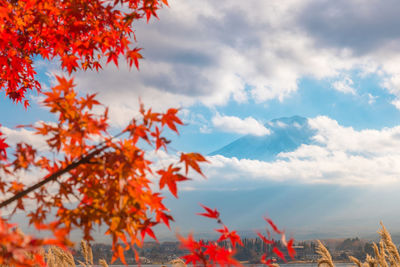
210, 115, 316, 161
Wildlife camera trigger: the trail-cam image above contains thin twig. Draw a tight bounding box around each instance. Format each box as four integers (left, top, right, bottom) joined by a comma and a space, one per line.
0, 146, 106, 209
0, 129, 128, 209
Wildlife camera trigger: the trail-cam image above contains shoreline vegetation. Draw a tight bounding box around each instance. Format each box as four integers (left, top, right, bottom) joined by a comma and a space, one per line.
17, 223, 397, 267
287, 260, 353, 264
316, 223, 400, 267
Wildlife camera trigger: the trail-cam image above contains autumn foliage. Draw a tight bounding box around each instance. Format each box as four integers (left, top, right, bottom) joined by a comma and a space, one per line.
0, 0, 296, 266
0, 76, 211, 265
0, 0, 166, 106
179, 204, 295, 267
0, 0, 171, 264
0, 129, 8, 161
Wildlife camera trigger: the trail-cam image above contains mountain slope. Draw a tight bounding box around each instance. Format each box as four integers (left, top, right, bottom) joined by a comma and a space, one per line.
210, 116, 316, 161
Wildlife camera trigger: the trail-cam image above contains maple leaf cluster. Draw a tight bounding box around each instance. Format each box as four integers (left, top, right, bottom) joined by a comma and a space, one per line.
257, 218, 296, 266
178, 204, 296, 267
0, 0, 167, 106
178, 205, 242, 267
0, 77, 206, 266
0, 127, 8, 161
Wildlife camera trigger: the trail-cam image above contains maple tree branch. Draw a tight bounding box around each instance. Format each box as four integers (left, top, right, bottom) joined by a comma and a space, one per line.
0, 146, 106, 209
55, 180, 81, 203
0, 128, 128, 210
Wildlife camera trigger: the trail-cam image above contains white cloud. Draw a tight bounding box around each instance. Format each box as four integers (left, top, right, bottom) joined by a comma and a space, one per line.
0, 125, 73, 214
199, 125, 212, 134
175, 116, 400, 188
275, 121, 288, 128
180, 109, 212, 134
56, 0, 350, 120
40, 0, 400, 124
212, 114, 270, 136
0, 126, 48, 151
332, 76, 356, 94
392, 99, 400, 110
307, 116, 400, 156
0, 123, 107, 153
368, 93, 377, 104
200, 153, 400, 187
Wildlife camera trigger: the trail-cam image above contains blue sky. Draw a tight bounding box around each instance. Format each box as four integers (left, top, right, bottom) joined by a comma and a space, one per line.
4, 0, 400, 240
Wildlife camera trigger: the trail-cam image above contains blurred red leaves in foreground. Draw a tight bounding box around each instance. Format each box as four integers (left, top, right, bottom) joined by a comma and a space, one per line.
0, 216, 71, 266
0, 77, 206, 266
179, 204, 296, 267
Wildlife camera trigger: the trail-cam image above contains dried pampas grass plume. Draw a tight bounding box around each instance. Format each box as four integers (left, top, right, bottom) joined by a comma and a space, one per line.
170, 258, 187, 267
78, 240, 109, 267
316, 240, 334, 267
42, 240, 109, 267
317, 223, 400, 267
99, 258, 109, 267
45, 246, 75, 267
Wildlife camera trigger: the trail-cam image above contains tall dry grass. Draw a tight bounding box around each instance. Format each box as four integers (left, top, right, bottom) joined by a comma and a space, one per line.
43, 240, 108, 267
316, 223, 400, 267
45, 245, 75, 267
170, 257, 187, 267
0, 240, 108, 267
316, 240, 335, 267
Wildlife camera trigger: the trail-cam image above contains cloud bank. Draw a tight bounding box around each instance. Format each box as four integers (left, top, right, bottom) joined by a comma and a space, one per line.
34, 0, 400, 187
212, 114, 270, 136
38, 0, 400, 127
4, 116, 400, 188
198, 116, 400, 187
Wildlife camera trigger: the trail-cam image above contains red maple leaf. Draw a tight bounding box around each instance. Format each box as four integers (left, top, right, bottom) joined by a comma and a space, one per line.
273, 247, 287, 262
0, 136, 8, 161
216, 225, 243, 248
197, 204, 220, 220
265, 217, 283, 234
257, 232, 274, 245
180, 152, 208, 176
158, 165, 189, 198
287, 238, 296, 259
